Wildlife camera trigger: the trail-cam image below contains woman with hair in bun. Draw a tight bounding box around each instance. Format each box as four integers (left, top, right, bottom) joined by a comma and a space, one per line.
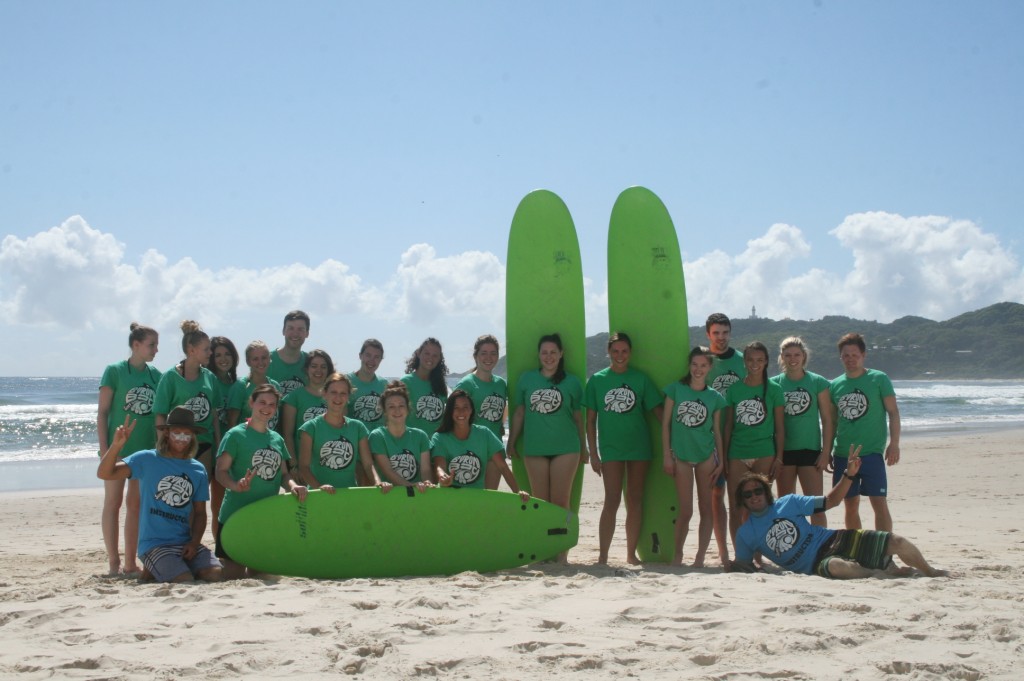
97, 322, 161, 575
154, 320, 221, 477
299, 372, 388, 493
369, 381, 433, 490
400, 338, 449, 436
455, 334, 508, 490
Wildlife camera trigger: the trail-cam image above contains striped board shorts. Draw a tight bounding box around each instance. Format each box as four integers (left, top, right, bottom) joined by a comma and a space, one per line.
813, 529, 892, 578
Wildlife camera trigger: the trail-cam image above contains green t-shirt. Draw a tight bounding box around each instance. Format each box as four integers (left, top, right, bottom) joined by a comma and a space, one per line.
99, 360, 162, 456
227, 377, 282, 430
516, 370, 583, 457
725, 380, 784, 459
217, 423, 290, 523
298, 415, 369, 488
663, 381, 726, 463
430, 425, 504, 489
347, 372, 388, 431
708, 348, 746, 397
770, 371, 830, 452
267, 349, 307, 396
829, 369, 896, 456
583, 367, 662, 461
454, 373, 508, 440
213, 377, 241, 435
281, 387, 326, 442
154, 366, 219, 445
400, 374, 447, 436
368, 426, 431, 484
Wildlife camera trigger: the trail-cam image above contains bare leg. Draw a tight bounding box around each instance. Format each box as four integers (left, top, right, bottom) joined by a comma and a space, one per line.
869, 496, 893, 532
824, 557, 882, 579
522, 456, 552, 504
210, 478, 226, 536
726, 460, 748, 547
887, 534, 946, 576
776, 464, 797, 497
796, 465, 826, 527
597, 461, 625, 565
484, 460, 501, 490
693, 457, 716, 567
623, 460, 648, 565
843, 496, 862, 530
547, 453, 581, 564
102, 478, 126, 574
671, 461, 696, 566
124, 479, 141, 572
197, 566, 223, 582
712, 480, 729, 564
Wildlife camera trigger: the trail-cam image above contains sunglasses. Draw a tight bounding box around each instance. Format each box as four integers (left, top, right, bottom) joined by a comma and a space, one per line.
741, 487, 766, 500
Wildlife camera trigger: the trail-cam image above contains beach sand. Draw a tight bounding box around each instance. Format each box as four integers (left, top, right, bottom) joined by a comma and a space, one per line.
1, 429, 1021, 680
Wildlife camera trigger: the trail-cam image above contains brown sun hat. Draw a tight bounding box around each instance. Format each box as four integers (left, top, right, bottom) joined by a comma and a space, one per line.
155, 406, 207, 433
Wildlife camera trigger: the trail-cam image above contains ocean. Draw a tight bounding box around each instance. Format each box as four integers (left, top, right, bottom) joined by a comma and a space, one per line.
1, 376, 1022, 493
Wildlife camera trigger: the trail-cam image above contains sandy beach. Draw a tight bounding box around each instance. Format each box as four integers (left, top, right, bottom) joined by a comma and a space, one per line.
1, 428, 1021, 680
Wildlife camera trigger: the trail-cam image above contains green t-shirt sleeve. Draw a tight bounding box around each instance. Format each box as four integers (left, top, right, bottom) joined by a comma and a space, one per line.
153, 370, 173, 414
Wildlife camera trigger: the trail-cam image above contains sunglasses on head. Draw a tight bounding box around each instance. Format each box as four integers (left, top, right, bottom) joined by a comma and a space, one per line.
741, 487, 766, 500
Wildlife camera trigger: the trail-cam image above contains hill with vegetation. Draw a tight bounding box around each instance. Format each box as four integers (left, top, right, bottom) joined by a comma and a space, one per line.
475, 302, 1024, 380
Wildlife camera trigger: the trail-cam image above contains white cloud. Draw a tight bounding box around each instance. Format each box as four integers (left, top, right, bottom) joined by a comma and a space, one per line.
394, 243, 505, 326
683, 212, 1023, 324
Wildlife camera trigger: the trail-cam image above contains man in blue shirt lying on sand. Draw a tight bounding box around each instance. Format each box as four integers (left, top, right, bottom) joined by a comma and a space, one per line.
727, 446, 947, 579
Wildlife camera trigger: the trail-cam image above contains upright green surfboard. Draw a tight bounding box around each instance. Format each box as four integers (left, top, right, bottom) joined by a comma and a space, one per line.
506, 190, 587, 512
607, 186, 689, 562
221, 488, 578, 578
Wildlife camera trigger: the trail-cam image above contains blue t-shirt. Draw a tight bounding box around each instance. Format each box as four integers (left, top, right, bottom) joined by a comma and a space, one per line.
735, 494, 836, 575
124, 449, 210, 557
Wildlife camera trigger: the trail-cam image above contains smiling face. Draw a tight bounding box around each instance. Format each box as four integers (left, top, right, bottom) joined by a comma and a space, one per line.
781, 345, 807, 373
608, 340, 631, 371
744, 348, 768, 377
213, 345, 235, 374
359, 346, 383, 375
689, 353, 713, 381
840, 344, 866, 377
282, 319, 309, 350
740, 480, 769, 513
474, 342, 499, 373
307, 356, 330, 385
417, 342, 442, 372
383, 393, 409, 424
250, 392, 279, 424
707, 323, 731, 355
247, 346, 271, 375
166, 426, 194, 455
538, 341, 562, 373
452, 395, 473, 425
324, 379, 350, 413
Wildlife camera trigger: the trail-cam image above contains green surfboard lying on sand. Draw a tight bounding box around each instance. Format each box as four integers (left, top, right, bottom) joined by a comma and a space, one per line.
220, 488, 578, 578
505, 189, 587, 512
607, 186, 689, 563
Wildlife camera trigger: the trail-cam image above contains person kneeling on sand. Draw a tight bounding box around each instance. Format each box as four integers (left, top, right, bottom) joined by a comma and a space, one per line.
726, 446, 947, 579
97, 408, 222, 583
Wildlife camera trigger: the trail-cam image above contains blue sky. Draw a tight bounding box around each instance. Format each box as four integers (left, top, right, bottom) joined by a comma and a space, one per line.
2, 1, 1022, 377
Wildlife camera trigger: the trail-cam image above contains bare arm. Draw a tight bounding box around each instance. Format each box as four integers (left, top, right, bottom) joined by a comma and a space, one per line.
97, 386, 115, 452
297, 430, 321, 489
280, 403, 298, 461
506, 405, 525, 458
817, 389, 835, 472
493, 452, 530, 502
883, 394, 901, 465
97, 416, 134, 481
573, 409, 588, 462
770, 405, 785, 479
586, 410, 600, 475
183, 501, 208, 559
661, 396, 675, 476
824, 445, 862, 510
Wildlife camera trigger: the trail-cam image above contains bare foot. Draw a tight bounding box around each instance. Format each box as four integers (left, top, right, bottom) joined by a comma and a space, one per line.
692, 560, 705, 568
626, 554, 642, 566
924, 568, 949, 577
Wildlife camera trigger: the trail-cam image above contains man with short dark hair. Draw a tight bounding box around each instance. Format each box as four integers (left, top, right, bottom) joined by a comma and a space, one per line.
268, 310, 311, 396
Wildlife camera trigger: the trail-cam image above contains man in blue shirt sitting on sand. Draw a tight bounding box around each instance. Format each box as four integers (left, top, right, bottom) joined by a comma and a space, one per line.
727, 445, 947, 579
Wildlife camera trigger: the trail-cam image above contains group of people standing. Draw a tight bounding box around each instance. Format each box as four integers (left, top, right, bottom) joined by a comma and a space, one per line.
96, 309, 944, 584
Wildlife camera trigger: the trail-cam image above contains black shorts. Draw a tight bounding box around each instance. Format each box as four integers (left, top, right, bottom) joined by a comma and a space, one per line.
213, 522, 233, 562
782, 449, 820, 467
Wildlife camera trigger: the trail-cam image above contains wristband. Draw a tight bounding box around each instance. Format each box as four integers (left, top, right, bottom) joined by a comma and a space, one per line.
843, 472, 856, 481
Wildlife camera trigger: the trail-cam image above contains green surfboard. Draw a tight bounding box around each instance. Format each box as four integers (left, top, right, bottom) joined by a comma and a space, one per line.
220, 488, 578, 578
505, 189, 587, 512
607, 186, 689, 562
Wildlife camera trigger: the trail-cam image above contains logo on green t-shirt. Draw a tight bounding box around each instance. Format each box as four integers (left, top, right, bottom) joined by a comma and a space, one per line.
783, 388, 812, 417
125, 385, 155, 416
837, 389, 868, 421
252, 448, 282, 481
450, 452, 481, 485
416, 395, 444, 422
530, 388, 563, 414
353, 393, 382, 422
479, 394, 505, 423
390, 451, 418, 481
676, 400, 709, 428
320, 439, 354, 470
184, 393, 211, 423
604, 385, 637, 414
736, 398, 767, 426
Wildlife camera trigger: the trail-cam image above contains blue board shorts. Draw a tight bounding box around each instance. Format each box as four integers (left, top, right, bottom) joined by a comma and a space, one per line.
833, 453, 887, 497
